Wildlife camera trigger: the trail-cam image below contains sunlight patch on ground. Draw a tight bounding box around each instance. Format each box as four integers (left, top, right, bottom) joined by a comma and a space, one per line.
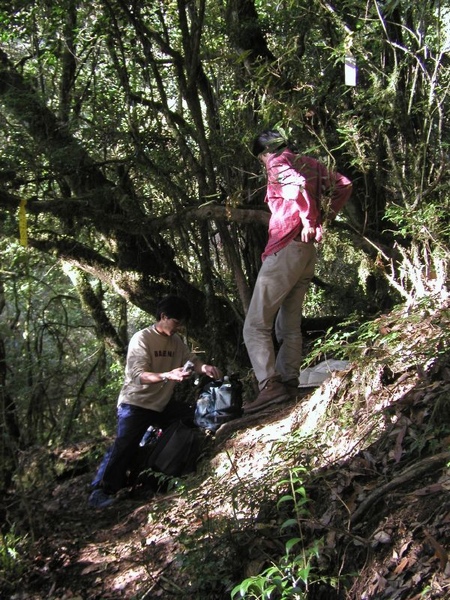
112, 566, 148, 592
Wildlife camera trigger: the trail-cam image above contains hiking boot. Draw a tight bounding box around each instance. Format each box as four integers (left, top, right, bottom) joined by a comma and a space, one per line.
283, 378, 300, 396
88, 488, 116, 509
243, 379, 290, 414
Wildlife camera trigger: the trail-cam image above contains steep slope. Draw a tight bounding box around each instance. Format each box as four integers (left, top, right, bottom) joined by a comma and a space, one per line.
4, 298, 450, 599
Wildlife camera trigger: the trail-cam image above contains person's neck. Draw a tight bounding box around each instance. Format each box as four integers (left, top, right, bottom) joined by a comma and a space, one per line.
153, 323, 169, 336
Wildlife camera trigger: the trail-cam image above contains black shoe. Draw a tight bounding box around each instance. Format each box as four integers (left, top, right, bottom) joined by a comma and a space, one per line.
88, 488, 116, 509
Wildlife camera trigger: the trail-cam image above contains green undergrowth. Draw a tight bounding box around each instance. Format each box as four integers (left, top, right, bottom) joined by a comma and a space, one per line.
304, 295, 450, 373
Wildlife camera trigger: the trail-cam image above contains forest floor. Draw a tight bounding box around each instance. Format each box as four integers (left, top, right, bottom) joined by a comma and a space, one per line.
3, 298, 450, 600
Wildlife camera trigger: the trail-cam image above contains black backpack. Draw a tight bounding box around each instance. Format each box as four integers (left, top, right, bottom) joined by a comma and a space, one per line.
147, 420, 201, 477
194, 375, 243, 433
129, 420, 203, 491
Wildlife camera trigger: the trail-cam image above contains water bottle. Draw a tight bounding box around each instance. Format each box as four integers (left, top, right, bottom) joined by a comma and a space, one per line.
139, 426, 155, 447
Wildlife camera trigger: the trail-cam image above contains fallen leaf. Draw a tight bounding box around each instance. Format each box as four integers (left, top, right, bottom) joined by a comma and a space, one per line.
424, 531, 448, 570
81, 563, 104, 575
393, 424, 407, 463
394, 556, 409, 574
372, 530, 391, 545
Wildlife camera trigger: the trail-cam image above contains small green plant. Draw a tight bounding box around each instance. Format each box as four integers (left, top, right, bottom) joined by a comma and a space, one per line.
0, 526, 28, 590
301, 315, 365, 368
231, 467, 329, 600
230, 540, 322, 599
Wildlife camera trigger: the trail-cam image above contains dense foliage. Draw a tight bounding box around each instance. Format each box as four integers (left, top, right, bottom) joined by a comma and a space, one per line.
1, 0, 450, 562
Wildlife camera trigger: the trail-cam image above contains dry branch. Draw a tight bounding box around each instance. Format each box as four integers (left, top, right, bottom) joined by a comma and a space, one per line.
350, 450, 450, 526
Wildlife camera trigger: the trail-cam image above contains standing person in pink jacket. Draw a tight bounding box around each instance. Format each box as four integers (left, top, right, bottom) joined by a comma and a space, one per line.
243, 130, 352, 414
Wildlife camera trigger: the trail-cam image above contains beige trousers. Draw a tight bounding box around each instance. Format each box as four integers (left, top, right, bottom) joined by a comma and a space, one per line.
243, 240, 317, 390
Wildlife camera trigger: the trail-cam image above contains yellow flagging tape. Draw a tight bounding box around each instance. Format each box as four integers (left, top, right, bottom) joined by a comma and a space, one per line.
19, 198, 28, 247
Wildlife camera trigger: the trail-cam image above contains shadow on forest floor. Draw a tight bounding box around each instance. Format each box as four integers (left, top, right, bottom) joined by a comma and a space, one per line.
3, 300, 450, 599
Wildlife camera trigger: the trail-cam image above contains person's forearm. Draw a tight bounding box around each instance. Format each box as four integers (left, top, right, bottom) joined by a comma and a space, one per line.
193, 361, 208, 375
139, 370, 174, 384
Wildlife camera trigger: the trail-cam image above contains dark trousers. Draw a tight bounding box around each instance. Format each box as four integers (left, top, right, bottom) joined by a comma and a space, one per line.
91, 401, 193, 494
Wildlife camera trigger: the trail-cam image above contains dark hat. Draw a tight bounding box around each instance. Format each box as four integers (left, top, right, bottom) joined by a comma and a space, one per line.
252, 130, 288, 157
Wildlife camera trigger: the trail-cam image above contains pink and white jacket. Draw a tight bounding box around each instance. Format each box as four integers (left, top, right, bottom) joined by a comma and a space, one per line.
262, 148, 352, 260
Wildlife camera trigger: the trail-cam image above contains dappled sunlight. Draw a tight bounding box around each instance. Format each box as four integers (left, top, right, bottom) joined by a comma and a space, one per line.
4, 300, 450, 599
